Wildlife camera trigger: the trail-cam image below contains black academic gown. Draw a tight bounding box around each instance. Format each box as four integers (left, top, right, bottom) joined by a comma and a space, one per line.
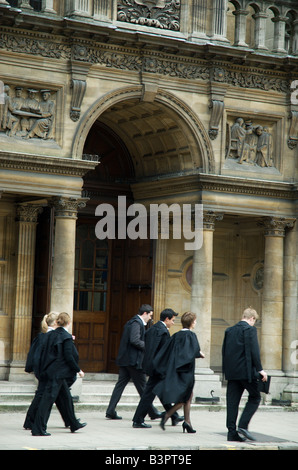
24, 330, 74, 429
153, 329, 201, 404
31, 327, 81, 435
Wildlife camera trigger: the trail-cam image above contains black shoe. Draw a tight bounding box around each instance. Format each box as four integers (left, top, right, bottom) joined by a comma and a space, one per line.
132, 422, 152, 428
32, 431, 51, 436
150, 411, 163, 420
106, 412, 122, 420
71, 421, 87, 433
238, 427, 256, 441
182, 421, 196, 434
172, 415, 184, 426
227, 432, 246, 442
160, 413, 167, 431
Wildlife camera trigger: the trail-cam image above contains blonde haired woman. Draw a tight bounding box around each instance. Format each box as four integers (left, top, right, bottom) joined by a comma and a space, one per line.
24, 312, 60, 430
153, 312, 204, 433
31, 312, 86, 436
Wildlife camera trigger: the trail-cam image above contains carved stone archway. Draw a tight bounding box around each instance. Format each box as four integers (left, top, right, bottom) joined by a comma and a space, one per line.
72, 86, 215, 176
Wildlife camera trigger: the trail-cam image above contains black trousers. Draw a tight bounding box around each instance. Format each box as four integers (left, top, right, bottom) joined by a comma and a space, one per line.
31, 377, 79, 434
132, 374, 179, 423
106, 366, 158, 418
24, 377, 76, 429
226, 379, 261, 433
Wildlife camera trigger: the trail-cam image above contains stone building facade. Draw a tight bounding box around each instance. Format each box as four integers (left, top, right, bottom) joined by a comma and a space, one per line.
0, 0, 297, 402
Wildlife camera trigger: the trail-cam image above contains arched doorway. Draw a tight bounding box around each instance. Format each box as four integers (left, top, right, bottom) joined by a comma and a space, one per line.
73, 91, 211, 373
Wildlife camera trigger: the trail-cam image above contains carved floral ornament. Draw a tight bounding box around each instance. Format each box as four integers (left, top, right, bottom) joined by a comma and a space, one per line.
117, 0, 180, 30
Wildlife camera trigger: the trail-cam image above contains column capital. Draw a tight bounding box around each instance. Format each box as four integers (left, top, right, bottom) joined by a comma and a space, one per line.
258, 216, 296, 237
203, 211, 223, 230
51, 196, 87, 219
16, 204, 43, 223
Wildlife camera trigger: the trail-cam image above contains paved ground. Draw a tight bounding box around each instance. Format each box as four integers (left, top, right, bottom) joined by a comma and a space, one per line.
0, 407, 297, 453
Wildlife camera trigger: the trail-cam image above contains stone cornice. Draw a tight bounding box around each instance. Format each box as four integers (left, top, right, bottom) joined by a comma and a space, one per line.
131, 173, 298, 201
0, 24, 296, 92
0, 152, 97, 177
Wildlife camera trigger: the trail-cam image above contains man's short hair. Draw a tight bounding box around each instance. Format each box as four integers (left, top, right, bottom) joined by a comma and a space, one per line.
160, 308, 178, 321
138, 304, 153, 316
242, 307, 259, 321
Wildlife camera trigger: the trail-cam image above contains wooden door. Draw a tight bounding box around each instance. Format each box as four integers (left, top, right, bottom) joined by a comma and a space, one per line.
73, 223, 110, 372
107, 237, 153, 373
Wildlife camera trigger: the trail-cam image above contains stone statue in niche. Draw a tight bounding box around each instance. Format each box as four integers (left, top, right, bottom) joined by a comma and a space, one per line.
0, 85, 55, 140
226, 118, 274, 168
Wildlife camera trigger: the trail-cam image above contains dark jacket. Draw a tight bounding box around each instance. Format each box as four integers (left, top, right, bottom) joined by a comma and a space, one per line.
222, 320, 263, 383
39, 327, 80, 380
25, 332, 47, 379
153, 329, 201, 404
143, 321, 170, 376
116, 315, 145, 370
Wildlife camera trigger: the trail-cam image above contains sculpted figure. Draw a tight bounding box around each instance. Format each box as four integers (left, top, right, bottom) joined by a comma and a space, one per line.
25, 89, 55, 140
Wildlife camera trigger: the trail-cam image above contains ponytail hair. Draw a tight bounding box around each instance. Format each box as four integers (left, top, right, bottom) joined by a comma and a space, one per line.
56, 312, 71, 327
41, 311, 59, 333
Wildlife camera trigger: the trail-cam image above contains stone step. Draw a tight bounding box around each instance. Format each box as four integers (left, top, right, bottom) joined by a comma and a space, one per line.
0, 378, 286, 413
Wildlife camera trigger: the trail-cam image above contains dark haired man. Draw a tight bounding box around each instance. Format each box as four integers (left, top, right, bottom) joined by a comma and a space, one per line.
132, 308, 183, 428
106, 304, 161, 421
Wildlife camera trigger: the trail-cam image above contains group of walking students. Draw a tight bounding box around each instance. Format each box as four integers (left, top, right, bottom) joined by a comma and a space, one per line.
24, 305, 268, 441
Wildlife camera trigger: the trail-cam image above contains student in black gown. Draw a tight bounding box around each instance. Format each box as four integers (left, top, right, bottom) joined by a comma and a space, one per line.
153, 312, 204, 433
31, 312, 86, 436
24, 311, 68, 430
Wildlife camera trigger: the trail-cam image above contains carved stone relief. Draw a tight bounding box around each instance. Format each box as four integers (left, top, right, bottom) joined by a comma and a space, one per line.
0, 84, 55, 140
117, 0, 180, 30
226, 117, 274, 169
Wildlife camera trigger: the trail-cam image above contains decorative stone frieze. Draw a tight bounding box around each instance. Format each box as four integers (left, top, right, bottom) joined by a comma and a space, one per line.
0, 29, 291, 94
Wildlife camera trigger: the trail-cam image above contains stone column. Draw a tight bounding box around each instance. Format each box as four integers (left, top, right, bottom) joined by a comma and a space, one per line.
272, 16, 287, 53
259, 217, 295, 398
233, 9, 249, 47
211, 0, 229, 42
42, 0, 57, 14
153, 238, 168, 319
283, 220, 297, 372
65, 0, 91, 18
253, 12, 269, 50
292, 20, 298, 56
50, 197, 86, 330
191, 211, 223, 400
189, 0, 208, 40
283, 217, 298, 403
9, 204, 42, 381
18, 0, 34, 10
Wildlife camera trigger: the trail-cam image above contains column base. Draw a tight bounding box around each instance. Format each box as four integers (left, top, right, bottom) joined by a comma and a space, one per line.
282, 373, 298, 404
70, 375, 83, 401
192, 368, 222, 403
7, 362, 34, 382
265, 370, 289, 402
